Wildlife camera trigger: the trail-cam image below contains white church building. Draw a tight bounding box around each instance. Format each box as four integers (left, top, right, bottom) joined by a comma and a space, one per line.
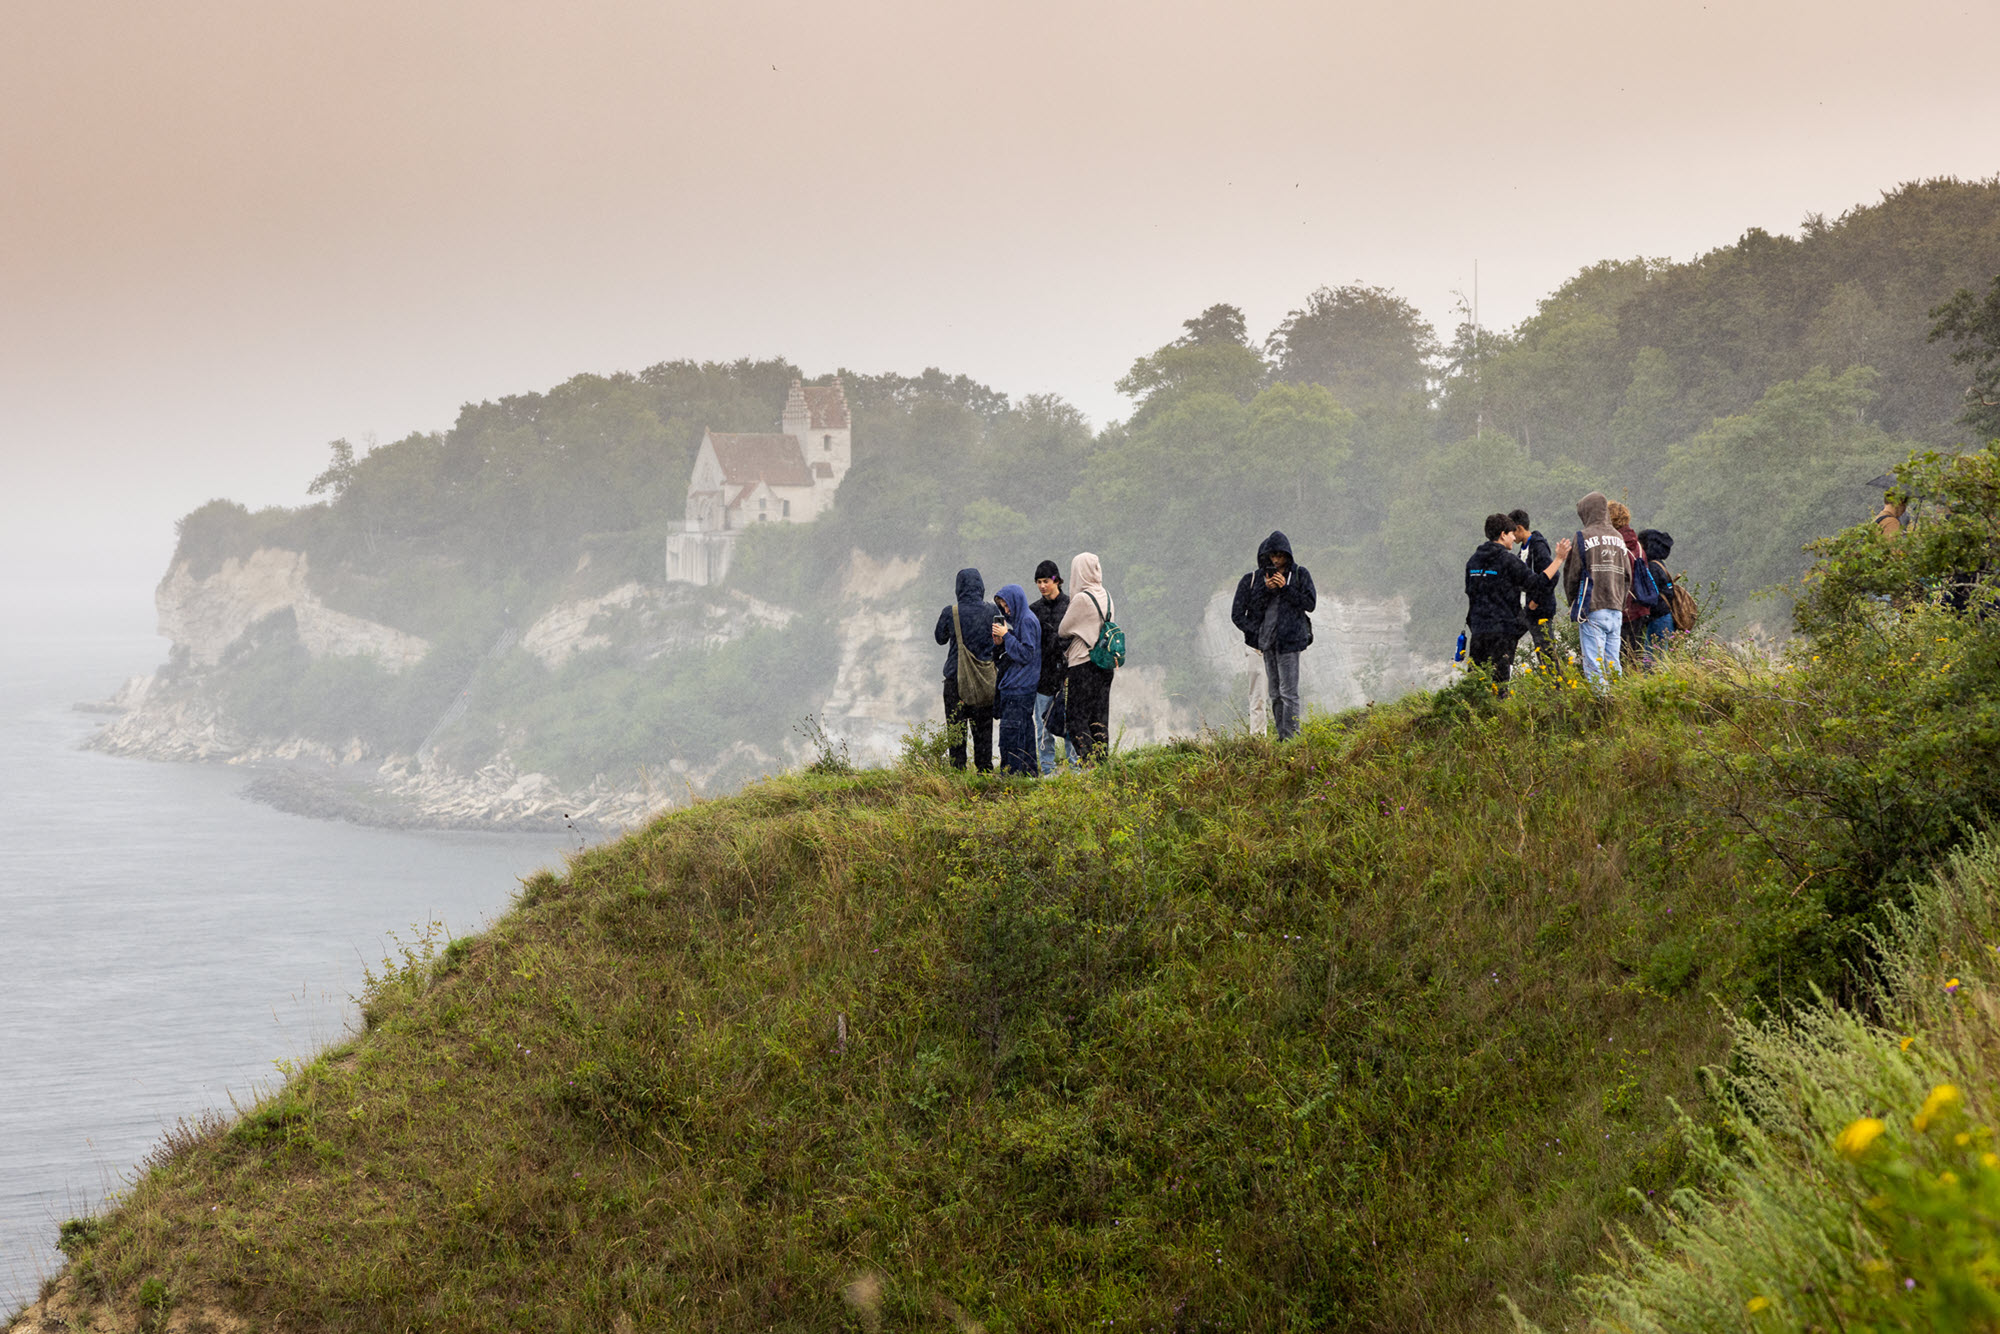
665, 377, 851, 586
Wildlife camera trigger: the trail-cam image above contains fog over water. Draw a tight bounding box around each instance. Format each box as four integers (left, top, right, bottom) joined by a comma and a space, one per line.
0, 623, 565, 1312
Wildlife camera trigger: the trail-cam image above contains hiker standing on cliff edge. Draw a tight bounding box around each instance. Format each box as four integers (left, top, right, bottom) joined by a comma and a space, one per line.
1230, 530, 1316, 741
1563, 491, 1633, 687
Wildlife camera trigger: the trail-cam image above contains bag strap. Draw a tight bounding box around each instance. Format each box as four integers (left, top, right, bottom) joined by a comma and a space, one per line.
951, 603, 964, 645
1083, 589, 1107, 623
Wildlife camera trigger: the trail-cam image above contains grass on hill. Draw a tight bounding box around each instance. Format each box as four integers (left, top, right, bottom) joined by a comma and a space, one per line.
17, 649, 1804, 1334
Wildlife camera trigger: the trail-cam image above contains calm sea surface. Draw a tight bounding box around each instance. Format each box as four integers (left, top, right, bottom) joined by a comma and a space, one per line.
0, 632, 569, 1313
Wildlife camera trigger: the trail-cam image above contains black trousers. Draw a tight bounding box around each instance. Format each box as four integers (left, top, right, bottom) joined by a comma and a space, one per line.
942, 675, 995, 772
1468, 631, 1518, 695
1064, 661, 1114, 763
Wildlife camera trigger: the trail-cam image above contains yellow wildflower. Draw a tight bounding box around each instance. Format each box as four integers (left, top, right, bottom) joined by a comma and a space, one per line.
1838, 1118, 1887, 1158
1915, 1084, 1961, 1131
1941, 1171, 1960, 1186
1957, 1132, 1972, 1147
1747, 1296, 1771, 1313
1901, 1036, 1915, 1052
1983, 1153, 1999, 1169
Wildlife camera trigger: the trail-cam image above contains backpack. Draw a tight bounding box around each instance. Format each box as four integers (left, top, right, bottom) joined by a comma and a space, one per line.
951, 604, 996, 707
1630, 556, 1662, 614
1083, 591, 1125, 670
1659, 563, 1699, 632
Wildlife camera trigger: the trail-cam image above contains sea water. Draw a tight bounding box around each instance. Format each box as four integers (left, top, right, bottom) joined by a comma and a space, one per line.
0, 632, 571, 1313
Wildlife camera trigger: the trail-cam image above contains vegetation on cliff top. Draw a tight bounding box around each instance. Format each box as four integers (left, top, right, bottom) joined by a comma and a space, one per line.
28, 443, 2000, 1332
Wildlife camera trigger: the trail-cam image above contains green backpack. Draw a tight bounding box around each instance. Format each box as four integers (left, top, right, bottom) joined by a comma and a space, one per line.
1083, 591, 1126, 670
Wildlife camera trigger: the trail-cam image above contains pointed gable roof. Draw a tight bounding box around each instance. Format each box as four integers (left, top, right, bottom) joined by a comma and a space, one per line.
706, 432, 813, 488
803, 381, 850, 430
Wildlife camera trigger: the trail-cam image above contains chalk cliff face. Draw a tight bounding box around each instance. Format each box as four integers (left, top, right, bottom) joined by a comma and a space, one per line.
157, 548, 431, 670
94, 545, 1435, 830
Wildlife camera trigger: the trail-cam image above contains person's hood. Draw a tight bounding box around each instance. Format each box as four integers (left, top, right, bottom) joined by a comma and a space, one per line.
1576, 491, 1609, 528
954, 567, 985, 602
1069, 552, 1103, 592
1638, 528, 1673, 562
1472, 539, 1512, 563
1256, 530, 1294, 568
995, 583, 1031, 625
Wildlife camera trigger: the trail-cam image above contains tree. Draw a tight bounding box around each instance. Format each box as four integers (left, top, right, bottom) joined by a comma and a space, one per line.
1264, 284, 1439, 414
307, 439, 356, 500
1928, 273, 2000, 438
1115, 303, 1266, 424
1657, 367, 1909, 615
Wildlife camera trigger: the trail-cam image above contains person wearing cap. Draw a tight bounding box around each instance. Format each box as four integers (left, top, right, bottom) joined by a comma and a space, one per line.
1029, 559, 1071, 774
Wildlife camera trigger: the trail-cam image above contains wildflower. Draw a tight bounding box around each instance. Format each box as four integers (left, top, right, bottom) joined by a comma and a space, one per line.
1945, 977, 1963, 995
1900, 1037, 1915, 1052
1982, 1152, 1998, 1169
1837, 1117, 1887, 1159
1941, 1171, 1960, 1186
1747, 1295, 1771, 1313
1957, 1132, 1972, 1147
1914, 1084, 1961, 1132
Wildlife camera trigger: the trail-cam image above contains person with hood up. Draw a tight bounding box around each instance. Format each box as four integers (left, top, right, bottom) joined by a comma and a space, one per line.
1229, 530, 1317, 740
1562, 491, 1633, 687
933, 568, 997, 771
1055, 552, 1117, 763
1029, 560, 1071, 775
990, 583, 1042, 776
1466, 514, 1571, 696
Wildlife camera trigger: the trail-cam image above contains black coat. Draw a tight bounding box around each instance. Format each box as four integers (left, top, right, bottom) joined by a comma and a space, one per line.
934, 568, 996, 681
1465, 539, 1532, 636
1031, 590, 1070, 693
1520, 530, 1558, 621
1230, 530, 1317, 654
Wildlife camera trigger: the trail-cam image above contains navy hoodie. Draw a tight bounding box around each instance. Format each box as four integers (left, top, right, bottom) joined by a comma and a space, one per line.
992, 583, 1041, 695
1465, 539, 1532, 636
1229, 530, 1317, 654
934, 568, 996, 681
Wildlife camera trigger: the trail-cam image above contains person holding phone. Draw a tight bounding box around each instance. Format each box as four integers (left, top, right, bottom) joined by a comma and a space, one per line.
1229, 531, 1317, 740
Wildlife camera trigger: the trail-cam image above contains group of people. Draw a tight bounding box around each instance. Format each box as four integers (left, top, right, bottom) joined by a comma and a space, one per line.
931, 493, 1688, 776
934, 553, 1118, 775
1464, 491, 1686, 692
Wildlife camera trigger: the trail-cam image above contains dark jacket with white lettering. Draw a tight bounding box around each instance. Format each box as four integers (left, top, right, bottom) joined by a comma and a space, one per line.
1230, 530, 1317, 654
1562, 491, 1632, 618
1465, 539, 1532, 636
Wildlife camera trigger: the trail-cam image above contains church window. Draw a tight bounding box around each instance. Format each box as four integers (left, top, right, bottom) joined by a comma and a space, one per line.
823, 435, 832, 451
782, 500, 791, 517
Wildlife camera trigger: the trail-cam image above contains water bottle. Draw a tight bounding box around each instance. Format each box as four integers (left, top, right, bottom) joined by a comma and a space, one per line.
1454, 632, 1467, 663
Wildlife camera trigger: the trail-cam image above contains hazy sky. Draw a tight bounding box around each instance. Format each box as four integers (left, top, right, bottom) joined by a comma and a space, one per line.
4, 0, 1995, 635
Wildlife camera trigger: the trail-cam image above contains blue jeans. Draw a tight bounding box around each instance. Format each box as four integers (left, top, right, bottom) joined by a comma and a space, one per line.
997, 690, 1038, 776
1579, 608, 1623, 686
1034, 692, 1066, 775
1263, 649, 1302, 740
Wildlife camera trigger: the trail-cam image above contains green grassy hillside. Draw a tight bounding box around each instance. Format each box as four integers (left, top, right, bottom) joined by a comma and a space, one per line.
22, 653, 1819, 1333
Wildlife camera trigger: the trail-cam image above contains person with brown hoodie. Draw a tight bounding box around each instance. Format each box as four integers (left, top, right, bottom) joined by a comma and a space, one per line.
1055, 552, 1116, 763
1562, 491, 1632, 687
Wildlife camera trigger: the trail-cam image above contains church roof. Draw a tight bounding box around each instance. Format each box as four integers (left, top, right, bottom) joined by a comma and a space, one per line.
706, 432, 812, 488
803, 382, 850, 430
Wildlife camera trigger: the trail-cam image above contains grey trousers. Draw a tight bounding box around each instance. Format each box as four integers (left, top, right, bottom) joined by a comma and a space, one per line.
1264, 649, 1302, 740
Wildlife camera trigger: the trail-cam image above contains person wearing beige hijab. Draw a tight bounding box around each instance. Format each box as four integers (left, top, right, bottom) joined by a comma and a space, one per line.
1054, 552, 1116, 762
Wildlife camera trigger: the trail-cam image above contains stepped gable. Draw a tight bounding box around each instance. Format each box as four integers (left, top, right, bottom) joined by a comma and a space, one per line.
802, 381, 849, 430
706, 432, 813, 488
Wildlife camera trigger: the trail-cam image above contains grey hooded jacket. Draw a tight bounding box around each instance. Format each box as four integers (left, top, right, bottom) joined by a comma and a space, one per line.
1562, 491, 1632, 617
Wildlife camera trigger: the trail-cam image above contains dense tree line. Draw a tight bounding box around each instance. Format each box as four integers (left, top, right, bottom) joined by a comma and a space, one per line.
169, 177, 2000, 764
